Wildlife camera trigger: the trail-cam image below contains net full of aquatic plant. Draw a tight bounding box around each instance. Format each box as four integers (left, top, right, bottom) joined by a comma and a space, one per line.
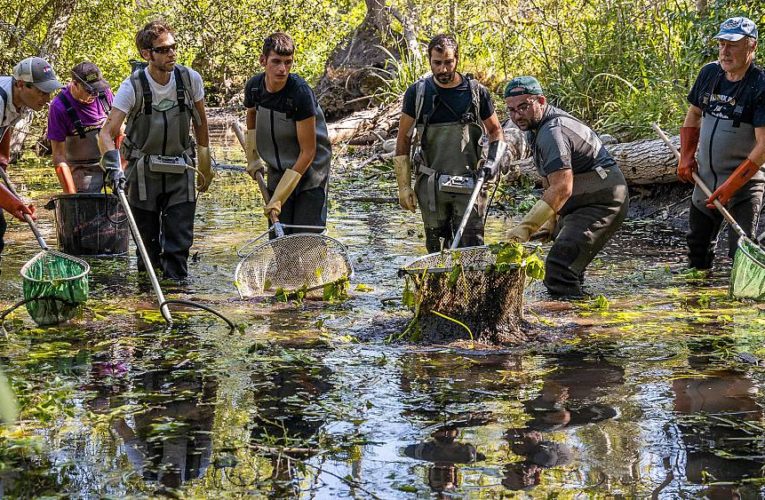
398, 243, 545, 343
730, 238, 765, 302
20, 250, 89, 326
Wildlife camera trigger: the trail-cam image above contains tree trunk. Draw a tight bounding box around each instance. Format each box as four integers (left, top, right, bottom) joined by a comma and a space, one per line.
514, 135, 680, 185
315, 0, 407, 121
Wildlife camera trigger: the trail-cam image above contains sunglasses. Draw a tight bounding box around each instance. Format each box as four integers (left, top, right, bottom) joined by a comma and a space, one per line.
150, 44, 177, 54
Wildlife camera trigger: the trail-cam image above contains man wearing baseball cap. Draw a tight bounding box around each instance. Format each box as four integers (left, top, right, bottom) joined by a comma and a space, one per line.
504, 76, 628, 298
678, 16, 765, 271
0, 57, 61, 257
48, 61, 116, 193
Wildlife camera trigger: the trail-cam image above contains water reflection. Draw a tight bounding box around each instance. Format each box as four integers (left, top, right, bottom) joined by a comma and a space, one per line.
503, 429, 572, 491
403, 414, 491, 496
87, 331, 216, 489
671, 341, 765, 497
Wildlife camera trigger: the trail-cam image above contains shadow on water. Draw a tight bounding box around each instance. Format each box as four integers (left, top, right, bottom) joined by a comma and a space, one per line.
1, 136, 765, 496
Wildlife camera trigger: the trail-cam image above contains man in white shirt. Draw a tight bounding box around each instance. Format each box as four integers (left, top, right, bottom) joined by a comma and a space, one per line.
99, 20, 212, 280
0, 57, 61, 256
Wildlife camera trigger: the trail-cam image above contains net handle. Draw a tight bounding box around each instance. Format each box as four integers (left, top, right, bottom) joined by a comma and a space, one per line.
451, 172, 486, 250
231, 120, 285, 238
652, 123, 749, 240
0, 168, 48, 250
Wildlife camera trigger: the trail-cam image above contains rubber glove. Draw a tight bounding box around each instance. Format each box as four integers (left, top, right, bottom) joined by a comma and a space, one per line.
0, 183, 35, 221
393, 155, 417, 212
678, 127, 700, 183
264, 169, 301, 217
507, 199, 556, 242
245, 129, 266, 180
100, 150, 125, 192
196, 145, 214, 192
707, 158, 761, 208
482, 140, 506, 181
54, 164, 76, 194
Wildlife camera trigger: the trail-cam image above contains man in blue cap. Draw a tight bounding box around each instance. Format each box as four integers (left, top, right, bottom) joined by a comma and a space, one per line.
504, 76, 629, 298
678, 16, 765, 271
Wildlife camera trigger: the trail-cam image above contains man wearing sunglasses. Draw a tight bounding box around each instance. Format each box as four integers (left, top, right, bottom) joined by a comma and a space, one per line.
504, 76, 628, 298
0, 57, 60, 258
48, 62, 115, 193
98, 20, 211, 280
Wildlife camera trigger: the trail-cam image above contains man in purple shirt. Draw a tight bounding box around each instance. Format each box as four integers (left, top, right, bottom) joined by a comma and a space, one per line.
47, 62, 114, 193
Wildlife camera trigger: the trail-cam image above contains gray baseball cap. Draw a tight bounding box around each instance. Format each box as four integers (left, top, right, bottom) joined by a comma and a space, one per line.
12, 57, 63, 93
714, 17, 758, 42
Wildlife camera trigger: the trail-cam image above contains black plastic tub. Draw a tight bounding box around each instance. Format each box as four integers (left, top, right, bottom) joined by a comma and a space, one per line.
48, 193, 129, 256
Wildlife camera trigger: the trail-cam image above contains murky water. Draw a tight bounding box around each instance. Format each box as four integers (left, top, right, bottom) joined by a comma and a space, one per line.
1, 128, 764, 498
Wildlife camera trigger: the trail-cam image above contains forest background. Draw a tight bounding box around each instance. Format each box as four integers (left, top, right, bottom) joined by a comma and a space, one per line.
0, 0, 763, 142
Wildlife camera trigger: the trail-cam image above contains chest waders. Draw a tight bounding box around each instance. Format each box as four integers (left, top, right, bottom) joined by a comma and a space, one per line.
532, 112, 629, 297
411, 77, 487, 251
119, 66, 200, 279
686, 66, 765, 269
58, 92, 108, 193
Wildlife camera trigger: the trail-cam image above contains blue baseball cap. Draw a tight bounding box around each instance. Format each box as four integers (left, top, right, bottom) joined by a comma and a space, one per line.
714, 17, 758, 42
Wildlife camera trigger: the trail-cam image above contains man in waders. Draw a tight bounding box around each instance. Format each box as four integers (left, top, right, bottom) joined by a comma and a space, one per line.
504, 77, 628, 298
99, 20, 213, 280
0, 57, 59, 258
678, 17, 765, 270
48, 62, 116, 193
394, 34, 505, 252
243, 32, 331, 234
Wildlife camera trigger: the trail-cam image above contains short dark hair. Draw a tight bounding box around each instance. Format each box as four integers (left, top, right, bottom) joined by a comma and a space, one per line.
136, 20, 174, 52
262, 32, 295, 58
428, 34, 459, 59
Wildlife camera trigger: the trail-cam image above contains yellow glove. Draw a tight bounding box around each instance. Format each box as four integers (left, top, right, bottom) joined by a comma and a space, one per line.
530, 214, 557, 242
264, 169, 302, 217
507, 199, 555, 243
393, 155, 417, 212
196, 145, 214, 192
245, 129, 266, 180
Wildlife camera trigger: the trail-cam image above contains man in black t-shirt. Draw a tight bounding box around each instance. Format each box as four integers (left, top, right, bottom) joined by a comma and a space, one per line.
679, 17, 765, 270
394, 34, 505, 252
243, 32, 331, 234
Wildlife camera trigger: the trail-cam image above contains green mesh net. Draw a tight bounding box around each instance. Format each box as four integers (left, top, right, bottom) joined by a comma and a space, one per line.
730, 238, 765, 302
20, 250, 90, 326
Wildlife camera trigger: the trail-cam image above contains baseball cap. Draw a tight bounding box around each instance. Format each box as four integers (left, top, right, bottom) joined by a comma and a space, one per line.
71, 62, 110, 93
504, 76, 544, 98
714, 17, 758, 42
12, 57, 63, 93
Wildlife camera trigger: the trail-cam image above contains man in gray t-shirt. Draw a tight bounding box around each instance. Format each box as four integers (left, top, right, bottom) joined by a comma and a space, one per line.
504, 76, 629, 297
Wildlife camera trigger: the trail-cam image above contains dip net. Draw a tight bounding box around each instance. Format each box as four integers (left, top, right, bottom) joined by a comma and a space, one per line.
730, 238, 765, 302
234, 232, 353, 299
399, 244, 542, 343
20, 250, 90, 326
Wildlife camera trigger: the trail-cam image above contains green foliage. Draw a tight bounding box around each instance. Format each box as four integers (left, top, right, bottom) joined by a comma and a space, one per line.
488, 242, 546, 280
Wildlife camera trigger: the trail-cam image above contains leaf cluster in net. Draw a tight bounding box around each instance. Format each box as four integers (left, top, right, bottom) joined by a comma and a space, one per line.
21, 250, 90, 326
235, 234, 353, 299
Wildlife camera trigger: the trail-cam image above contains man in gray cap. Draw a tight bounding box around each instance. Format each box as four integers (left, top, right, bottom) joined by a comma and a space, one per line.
504, 76, 628, 298
678, 16, 765, 271
0, 57, 62, 256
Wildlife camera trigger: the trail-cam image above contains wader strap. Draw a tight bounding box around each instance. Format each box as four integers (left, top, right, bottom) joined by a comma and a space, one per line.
97, 91, 111, 115
702, 65, 754, 127
58, 93, 87, 138
187, 167, 195, 200
137, 70, 153, 116
0, 86, 7, 144
417, 164, 439, 212
174, 67, 186, 114
137, 157, 148, 201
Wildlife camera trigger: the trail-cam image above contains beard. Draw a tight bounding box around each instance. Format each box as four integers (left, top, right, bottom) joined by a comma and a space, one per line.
435, 71, 456, 84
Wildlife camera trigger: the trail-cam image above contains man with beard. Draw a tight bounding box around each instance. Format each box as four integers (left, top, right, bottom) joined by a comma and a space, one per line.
678, 17, 765, 271
394, 34, 505, 252
99, 20, 212, 280
504, 76, 628, 297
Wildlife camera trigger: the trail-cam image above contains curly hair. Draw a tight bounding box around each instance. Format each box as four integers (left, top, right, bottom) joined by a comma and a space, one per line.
135, 20, 174, 52
428, 34, 459, 59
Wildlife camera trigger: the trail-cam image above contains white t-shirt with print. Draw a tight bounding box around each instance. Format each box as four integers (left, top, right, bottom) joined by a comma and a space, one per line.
112, 66, 204, 115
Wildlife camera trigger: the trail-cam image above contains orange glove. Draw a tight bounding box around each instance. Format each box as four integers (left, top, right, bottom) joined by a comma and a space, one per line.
677, 127, 700, 183
0, 183, 36, 221
707, 158, 761, 209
